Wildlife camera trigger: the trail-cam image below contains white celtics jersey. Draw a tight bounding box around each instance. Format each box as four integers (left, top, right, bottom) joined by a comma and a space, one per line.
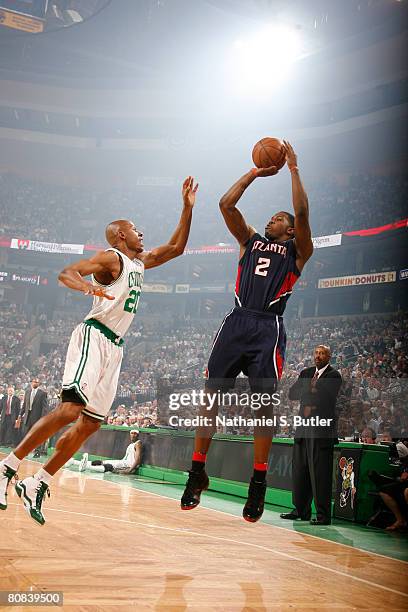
123, 442, 138, 469
85, 248, 144, 337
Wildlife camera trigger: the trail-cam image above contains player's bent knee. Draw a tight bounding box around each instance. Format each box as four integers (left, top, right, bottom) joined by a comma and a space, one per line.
78, 413, 102, 432
56, 402, 84, 423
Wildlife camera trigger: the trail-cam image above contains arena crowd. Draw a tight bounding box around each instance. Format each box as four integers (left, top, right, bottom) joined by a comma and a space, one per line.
1, 172, 407, 247
1, 302, 407, 444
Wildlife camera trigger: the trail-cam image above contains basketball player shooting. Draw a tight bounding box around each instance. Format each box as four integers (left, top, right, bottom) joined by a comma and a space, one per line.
0, 176, 198, 525
181, 142, 313, 522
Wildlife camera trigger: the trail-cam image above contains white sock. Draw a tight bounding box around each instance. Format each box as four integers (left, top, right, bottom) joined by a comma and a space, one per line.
34, 468, 52, 486
4, 452, 21, 471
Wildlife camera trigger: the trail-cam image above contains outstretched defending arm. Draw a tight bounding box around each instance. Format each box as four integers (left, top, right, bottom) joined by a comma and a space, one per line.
140, 176, 198, 270
219, 165, 279, 250
283, 141, 313, 272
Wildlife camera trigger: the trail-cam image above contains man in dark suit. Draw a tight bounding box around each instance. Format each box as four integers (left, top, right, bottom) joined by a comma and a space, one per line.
14, 391, 26, 445
20, 378, 48, 457
281, 345, 342, 525
0, 386, 20, 447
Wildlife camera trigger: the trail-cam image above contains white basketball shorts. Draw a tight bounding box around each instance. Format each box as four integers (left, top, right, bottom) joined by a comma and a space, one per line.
62, 322, 123, 421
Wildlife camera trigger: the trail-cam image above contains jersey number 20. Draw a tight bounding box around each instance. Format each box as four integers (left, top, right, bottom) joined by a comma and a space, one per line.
124, 289, 141, 313
255, 257, 270, 276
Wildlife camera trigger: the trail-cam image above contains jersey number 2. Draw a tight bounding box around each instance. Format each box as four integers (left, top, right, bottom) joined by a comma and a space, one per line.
255, 257, 270, 276
124, 289, 141, 313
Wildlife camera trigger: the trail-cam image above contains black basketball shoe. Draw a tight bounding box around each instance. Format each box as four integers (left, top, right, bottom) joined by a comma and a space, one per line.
180, 469, 209, 510
243, 477, 267, 523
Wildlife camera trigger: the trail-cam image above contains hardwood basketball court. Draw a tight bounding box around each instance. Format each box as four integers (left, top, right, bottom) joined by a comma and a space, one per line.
0, 455, 407, 610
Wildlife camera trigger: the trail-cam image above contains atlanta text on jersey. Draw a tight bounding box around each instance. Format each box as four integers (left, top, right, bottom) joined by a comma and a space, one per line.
251, 240, 288, 256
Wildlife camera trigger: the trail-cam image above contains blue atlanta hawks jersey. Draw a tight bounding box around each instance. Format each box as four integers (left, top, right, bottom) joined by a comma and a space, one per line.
235, 233, 300, 315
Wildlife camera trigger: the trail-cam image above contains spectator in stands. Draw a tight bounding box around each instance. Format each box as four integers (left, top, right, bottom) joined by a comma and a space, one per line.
396, 439, 408, 459
1, 172, 406, 244
0, 386, 20, 446
20, 378, 48, 457
14, 390, 26, 445
360, 427, 376, 444
0, 299, 406, 438
370, 462, 408, 531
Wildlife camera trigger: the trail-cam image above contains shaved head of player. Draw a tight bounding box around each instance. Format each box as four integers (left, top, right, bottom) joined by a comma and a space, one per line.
105, 220, 144, 255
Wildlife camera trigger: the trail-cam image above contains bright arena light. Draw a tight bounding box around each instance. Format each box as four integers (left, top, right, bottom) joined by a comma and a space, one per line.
228, 25, 302, 96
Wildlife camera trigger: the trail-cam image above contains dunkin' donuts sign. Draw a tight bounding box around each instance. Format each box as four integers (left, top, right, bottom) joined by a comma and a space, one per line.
318, 271, 396, 289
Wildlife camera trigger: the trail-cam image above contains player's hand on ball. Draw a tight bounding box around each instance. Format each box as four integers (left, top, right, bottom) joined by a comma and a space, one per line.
82, 282, 115, 300
283, 140, 297, 171
182, 176, 199, 208
252, 166, 278, 178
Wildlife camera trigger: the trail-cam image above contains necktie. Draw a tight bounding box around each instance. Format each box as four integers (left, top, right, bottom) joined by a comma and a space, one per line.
30, 389, 36, 410
305, 371, 319, 418
6, 397, 11, 416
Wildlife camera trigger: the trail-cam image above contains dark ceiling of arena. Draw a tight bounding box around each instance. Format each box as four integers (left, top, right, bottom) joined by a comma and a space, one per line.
0, 0, 406, 85
0, 0, 406, 185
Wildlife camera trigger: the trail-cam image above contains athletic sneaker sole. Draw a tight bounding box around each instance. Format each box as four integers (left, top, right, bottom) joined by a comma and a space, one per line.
180, 483, 209, 511
243, 515, 261, 523
15, 481, 45, 526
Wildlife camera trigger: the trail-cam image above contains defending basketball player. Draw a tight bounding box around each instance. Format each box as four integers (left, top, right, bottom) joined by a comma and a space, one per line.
181, 141, 313, 522
0, 176, 198, 524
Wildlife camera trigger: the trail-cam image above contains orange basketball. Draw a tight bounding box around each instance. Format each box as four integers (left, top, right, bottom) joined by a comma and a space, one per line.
252, 137, 286, 170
